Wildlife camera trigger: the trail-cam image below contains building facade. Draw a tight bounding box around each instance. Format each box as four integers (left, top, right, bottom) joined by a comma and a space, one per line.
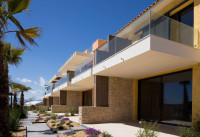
43, 0, 200, 126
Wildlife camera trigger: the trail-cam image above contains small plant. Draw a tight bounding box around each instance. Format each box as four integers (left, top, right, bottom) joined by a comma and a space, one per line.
58, 125, 64, 130
57, 124, 60, 127
69, 108, 77, 116
35, 118, 43, 122
52, 124, 55, 127
9, 108, 21, 131
51, 121, 56, 123
178, 125, 200, 137
102, 131, 112, 137
51, 114, 57, 120
85, 128, 101, 136
61, 118, 69, 121
60, 121, 65, 125
136, 120, 159, 137
69, 124, 73, 127
63, 130, 75, 135
65, 110, 70, 117
57, 115, 64, 119
20, 107, 28, 118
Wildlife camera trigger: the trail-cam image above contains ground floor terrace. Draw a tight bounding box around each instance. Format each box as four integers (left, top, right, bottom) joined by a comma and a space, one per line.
44, 64, 200, 127
21, 111, 178, 137
80, 64, 200, 127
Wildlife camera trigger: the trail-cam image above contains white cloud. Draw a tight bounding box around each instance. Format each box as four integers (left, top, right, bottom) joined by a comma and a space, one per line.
33, 81, 38, 85
21, 78, 32, 83
39, 77, 46, 87
16, 78, 32, 83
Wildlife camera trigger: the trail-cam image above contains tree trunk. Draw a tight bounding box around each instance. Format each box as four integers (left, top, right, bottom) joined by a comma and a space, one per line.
13, 91, 17, 108
0, 40, 10, 136
20, 91, 24, 112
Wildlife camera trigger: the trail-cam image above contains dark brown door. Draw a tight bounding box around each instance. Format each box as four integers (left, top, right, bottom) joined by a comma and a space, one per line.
139, 77, 161, 121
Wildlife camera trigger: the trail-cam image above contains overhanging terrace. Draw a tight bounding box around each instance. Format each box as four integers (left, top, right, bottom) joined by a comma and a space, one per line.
93, 10, 200, 79
59, 51, 91, 73
93, 35, 200, 78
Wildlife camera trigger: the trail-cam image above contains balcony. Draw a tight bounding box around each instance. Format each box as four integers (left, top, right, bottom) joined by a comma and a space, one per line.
74, 54, 94, 76
71, 55, 95, 91
95, 10, 199, 65
93, 11, 200, 78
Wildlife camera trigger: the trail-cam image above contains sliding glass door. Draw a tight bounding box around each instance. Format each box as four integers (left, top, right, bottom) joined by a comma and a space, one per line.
139, 69, 192, 126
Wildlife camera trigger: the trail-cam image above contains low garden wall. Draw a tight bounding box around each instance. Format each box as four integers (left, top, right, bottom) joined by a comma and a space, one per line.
51, 105, 71, 113
79, 106, 133, 124
79, 77, 133, 124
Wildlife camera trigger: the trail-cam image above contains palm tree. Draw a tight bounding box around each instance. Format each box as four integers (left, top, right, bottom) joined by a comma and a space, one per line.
18, 84, 31, 112
9, 82, 20, 108
0, 1, 41, 136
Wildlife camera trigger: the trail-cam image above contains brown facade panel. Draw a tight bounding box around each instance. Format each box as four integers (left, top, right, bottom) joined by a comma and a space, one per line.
49, 97, 53, 106
60, 90, 67, 105
43, 98, 47, 106
95, 76, 109, 107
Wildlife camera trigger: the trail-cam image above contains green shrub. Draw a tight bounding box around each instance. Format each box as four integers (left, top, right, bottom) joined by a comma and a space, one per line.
51, 114, 57, 120
194, 121, 200, 132
136, 120, 159, 137
102, 131, 112, 137
69, 108, 77, 116
57, 124, 60, 127
60, 121, 65, 125
69, 124, 73, 127
178, 126, 200, 137
20, 107, 28, 118
64, 110, 70, 117
9, 108, 21, 131
52, 124, 55, 127
58, 125, 64, 130
51, 121, 56, 123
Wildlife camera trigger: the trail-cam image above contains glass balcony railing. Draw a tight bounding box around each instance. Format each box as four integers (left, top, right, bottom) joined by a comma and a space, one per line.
53, 74, 69, 89
95, 11, 199, 64
59, 74, 69, 86
75, 54, 94, 76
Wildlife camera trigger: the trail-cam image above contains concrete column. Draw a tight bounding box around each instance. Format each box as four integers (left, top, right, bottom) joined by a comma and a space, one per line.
192, 65, 200, 125
194, 0, 200, 48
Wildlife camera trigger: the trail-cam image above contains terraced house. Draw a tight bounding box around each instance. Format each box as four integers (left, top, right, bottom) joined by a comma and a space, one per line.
43, 0, 200, 126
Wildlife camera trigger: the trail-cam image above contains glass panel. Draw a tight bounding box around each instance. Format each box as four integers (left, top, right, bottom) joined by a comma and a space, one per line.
162, 70, 192, 126
59, 74, 69, 86
139, 69, 192, 126
75, 54, 94, 76
151, 11, 197, 47
95, 11, 151, 64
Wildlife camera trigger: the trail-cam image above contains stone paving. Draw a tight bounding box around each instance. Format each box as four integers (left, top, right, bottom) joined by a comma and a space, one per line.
21, 111, 179, 137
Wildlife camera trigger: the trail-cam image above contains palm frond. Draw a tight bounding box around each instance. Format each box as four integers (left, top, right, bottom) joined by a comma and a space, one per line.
2, 42, 25, 66
7, 0, 31, 15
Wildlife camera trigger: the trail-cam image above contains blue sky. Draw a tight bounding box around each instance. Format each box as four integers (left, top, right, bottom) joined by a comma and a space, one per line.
7, 0, 155, 100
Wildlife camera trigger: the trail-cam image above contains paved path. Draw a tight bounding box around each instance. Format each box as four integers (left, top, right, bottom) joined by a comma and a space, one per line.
84, 123, 179, 137
21, 111, 179, 137
20, 111, 57, 137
